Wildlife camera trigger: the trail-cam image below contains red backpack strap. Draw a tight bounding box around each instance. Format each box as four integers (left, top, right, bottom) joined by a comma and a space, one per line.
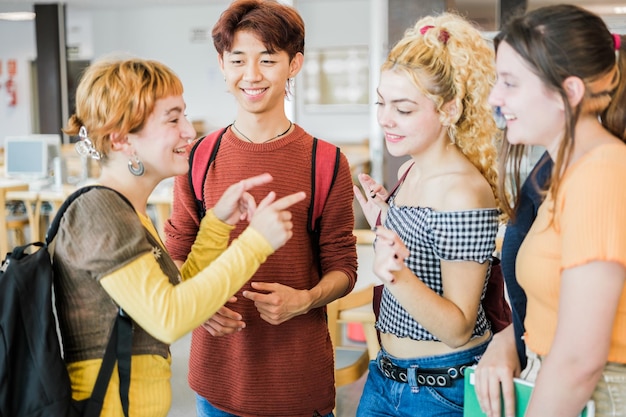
188, 127, 228, 218
309, 138, 340, 234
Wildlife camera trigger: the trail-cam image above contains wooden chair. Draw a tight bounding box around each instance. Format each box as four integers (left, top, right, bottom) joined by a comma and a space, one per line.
327, 285, 374, 388
6, 214, 30, 247
350, 228, 380, 360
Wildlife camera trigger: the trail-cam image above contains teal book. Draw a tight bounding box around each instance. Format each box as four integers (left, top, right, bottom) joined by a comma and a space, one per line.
463, 367, 595, 417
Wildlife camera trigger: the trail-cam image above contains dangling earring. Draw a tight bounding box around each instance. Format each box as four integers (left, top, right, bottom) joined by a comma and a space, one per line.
75, 126, 102, 160
128, 153, 145, 176
285, 78, 295, 97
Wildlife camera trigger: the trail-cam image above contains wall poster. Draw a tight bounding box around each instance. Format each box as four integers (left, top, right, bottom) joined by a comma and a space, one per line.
301, 46, 369, 112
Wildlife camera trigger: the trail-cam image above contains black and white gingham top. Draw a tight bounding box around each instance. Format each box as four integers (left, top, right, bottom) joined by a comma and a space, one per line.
376, 196, 499, 341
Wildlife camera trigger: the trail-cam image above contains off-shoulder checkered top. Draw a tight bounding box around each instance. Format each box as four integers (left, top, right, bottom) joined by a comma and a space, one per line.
376, 197, 499, 342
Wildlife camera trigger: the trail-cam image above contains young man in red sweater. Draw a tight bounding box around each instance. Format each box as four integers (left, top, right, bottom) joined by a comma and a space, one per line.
164, 1, 358, 416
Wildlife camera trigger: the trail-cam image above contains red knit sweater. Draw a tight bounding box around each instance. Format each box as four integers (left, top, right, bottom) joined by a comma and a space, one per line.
165, 125, 358, 417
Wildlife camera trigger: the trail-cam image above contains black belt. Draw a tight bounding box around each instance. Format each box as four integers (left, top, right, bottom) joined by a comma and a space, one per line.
378, 356, 474, 387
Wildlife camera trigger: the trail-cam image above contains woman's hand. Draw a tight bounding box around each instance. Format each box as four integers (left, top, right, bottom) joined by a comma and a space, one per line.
213, 173, 273, 225
373, 227, 409, 283
473, 325, 521, 417
249, 191, 306, 250
353, 173, 389, 228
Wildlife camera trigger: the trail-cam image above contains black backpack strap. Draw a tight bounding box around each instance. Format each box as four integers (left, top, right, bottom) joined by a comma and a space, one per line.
115, 309, 132, 416
82, 309, 132, 417
45, 185, 134, 417
188, 127, 228, 219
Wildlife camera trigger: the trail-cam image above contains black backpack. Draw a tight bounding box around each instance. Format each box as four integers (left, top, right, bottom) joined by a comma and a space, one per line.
0, 185, 132, 417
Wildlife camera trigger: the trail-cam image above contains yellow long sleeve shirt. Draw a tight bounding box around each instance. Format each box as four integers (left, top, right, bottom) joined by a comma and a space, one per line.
53, 188, 273, 416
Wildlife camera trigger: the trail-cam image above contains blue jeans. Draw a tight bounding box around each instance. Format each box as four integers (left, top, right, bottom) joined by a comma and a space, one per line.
356, 337, 490, 417
196, 394, 334, 417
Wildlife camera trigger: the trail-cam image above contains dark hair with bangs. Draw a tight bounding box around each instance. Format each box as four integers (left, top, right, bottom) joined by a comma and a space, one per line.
212, 0, 305, 61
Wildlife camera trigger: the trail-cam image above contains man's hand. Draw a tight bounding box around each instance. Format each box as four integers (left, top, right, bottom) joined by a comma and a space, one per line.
242, 282, 312, 325
201, 296, 246, 337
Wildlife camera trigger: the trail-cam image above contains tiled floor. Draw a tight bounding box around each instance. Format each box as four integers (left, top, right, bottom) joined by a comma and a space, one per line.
168, 333, 195, 417
336, 373, 367, 417
168, 332, 367, 417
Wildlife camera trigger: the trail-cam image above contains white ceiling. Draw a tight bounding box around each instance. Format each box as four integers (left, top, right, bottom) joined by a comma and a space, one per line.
0, 0, 226, 7
0, 0, 624, 31
0, 0, 623, 10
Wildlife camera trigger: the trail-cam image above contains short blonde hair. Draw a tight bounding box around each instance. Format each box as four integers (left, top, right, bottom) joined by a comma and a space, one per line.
64, 57, 184, 160
382, 13, 502, 213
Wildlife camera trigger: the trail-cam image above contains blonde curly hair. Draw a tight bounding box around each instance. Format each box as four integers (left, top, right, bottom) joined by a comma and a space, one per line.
382, 12, 503, 214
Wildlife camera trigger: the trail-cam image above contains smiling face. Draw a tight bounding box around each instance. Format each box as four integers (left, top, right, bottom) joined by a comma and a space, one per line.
128, 95, 196, 179
376, 69, 449, 158
219, 30, 302, 117
489, 41, 565, 151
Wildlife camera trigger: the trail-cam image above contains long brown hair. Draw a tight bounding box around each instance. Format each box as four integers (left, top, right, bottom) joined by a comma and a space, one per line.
495, 4, 625, 219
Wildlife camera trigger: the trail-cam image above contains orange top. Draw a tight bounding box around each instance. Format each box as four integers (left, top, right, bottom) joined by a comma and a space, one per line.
517, 143, 626, 363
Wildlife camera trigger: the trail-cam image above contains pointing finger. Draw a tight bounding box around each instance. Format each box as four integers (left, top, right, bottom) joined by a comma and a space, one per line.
239, 173, 273, 191
268, 191, 307, 210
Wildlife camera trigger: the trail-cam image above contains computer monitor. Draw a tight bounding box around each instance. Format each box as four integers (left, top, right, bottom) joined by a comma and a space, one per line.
3, 134, 61, 181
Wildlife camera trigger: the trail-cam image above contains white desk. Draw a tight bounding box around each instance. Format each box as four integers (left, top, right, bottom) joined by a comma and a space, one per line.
5, 185, 173, 243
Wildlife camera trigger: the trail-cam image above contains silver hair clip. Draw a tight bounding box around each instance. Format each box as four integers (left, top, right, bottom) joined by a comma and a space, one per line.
75, 126, 102, 160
